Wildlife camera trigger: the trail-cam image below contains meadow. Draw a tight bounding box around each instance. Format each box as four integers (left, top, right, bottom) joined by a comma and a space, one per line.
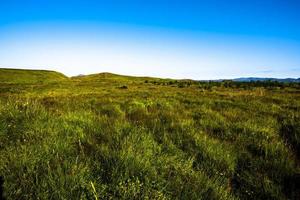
0, 68, 299, 200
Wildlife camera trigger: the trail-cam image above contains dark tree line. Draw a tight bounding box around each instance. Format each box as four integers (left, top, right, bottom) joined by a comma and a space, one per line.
145, 79, 300, 89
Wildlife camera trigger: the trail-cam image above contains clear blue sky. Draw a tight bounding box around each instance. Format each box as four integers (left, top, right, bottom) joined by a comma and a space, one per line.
0, 0, 299, 79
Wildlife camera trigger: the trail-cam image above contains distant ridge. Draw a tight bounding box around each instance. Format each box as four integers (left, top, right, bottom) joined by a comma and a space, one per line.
232, 77, 300, 83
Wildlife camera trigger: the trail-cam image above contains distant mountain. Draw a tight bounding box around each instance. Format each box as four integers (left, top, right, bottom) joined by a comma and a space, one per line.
232, 77, 300, 83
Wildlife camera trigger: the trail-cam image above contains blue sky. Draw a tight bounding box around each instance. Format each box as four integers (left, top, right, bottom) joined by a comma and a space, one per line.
0, 0, 299, 79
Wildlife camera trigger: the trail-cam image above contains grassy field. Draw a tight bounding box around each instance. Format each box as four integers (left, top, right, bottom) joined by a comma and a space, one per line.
0, 68, 299, 200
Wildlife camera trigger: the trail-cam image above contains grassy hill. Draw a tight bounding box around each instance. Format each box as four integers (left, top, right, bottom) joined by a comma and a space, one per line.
0, 68, 68, 84
71, 72, 167, 84
0, 69, 299, 200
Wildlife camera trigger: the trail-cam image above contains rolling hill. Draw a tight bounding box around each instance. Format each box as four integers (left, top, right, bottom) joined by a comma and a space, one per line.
0, 68, 68, 84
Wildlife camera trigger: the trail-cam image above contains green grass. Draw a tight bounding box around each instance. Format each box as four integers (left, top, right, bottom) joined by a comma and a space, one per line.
0, 68, 299, 199
0, 68, 68, 84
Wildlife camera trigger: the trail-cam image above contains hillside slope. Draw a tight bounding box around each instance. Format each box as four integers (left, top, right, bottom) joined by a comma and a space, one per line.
71, 72, 166, 83
0, 68, 68, 84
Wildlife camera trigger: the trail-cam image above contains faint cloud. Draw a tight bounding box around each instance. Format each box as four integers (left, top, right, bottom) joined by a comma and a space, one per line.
290, 68, 300, 72
259, 69, 274, 73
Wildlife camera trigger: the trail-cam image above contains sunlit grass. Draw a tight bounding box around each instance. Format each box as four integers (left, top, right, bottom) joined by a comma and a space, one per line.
0, 69, 299, 199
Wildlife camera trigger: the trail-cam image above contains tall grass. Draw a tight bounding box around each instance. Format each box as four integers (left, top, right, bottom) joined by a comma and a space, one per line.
0, 71, 299, 199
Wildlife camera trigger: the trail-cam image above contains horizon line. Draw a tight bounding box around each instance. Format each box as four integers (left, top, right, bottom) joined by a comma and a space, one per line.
1, 67, 299, 81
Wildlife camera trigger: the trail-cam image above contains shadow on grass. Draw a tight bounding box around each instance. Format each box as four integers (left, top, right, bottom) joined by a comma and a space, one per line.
0, 176, 4, 200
